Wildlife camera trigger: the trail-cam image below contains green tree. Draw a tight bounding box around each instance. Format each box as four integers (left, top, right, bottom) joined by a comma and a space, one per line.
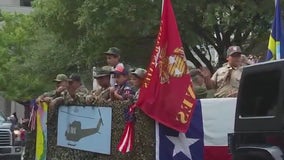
0, 0, 278, 100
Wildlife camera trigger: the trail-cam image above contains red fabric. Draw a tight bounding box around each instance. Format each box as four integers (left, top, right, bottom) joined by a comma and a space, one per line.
117, 122, 134, 153
136, 0, 196, 133
204, 146, 232, 160
117, 105, 136, 153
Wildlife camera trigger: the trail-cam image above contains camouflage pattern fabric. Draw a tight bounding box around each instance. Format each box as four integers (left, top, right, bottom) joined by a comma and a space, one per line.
23, 100, 155, 160
116, 82, 135, 100
92, 87, 111, 103
64, 85, 89, 105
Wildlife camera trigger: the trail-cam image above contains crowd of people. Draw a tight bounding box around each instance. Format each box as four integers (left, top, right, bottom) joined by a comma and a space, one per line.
36, 45, 259, 107
190, 45, 260, 99
36, 47, 146, 107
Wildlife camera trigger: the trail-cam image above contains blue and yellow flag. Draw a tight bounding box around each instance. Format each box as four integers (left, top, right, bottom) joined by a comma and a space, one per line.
266, 0, 284, 60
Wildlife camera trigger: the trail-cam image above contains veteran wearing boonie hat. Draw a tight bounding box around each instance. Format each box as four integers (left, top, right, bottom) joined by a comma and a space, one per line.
53, 74, 68, 82
87, 66, 113, 103
36, 74, 69, 103
94, 66, 112, 79
65, 74, 89, 104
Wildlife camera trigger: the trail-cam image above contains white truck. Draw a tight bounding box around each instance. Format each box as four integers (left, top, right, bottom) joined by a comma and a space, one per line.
0, 112, 25, 160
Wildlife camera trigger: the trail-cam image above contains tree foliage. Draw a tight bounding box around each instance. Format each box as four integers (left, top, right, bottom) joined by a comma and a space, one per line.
0, 0, 278, 100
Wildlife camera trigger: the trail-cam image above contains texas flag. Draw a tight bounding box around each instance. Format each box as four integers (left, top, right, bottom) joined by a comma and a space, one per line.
156, 98, 236, 160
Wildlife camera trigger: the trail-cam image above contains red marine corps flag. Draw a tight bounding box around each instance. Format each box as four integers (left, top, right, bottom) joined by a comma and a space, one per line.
137, 0, 196, 132
117, 0, 196, 153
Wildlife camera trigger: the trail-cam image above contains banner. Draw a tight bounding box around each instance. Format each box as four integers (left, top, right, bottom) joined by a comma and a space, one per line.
136, 0, 196, 133
57, 106, 112, 154
35, 102, 48, 160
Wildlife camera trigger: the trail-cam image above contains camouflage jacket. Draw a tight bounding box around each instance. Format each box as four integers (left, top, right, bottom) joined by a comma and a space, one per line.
42, 89, 65, 100
64, 85, 89, 105
92, 87, 111, 102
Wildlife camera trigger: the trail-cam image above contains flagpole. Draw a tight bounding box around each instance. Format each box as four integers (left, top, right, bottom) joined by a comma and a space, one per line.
161, 0, 164, 15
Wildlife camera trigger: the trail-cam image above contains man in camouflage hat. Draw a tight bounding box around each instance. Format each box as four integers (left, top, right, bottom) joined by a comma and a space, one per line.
36, 74, 69, 103
202, 45, 242, 98
64, 74, 89, 104
130, 68, 146, 102
87, 66, 112, 104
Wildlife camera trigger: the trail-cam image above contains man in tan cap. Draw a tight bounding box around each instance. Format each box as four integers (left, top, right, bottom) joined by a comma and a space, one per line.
202, 46, 242, 98
36, 74, 69, 103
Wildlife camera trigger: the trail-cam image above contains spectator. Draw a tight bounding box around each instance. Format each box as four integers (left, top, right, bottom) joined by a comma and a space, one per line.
109, 65, 135, 101
130, 68, 147, 102
202, 46, 243, 98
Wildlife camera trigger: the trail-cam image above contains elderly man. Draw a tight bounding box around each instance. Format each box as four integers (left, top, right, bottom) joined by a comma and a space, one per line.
202, 46, 243, 98
87, 66, 112, 104
36, 74, 69, 103
64, 74, 89, 104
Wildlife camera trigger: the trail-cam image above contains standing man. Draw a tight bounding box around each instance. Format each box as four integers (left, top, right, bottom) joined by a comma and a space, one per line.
36, 74, 69, 103
104, 47, 124, 87
65, 74, 89, 104
202, 46, 243, 98
87, 66, 112, 104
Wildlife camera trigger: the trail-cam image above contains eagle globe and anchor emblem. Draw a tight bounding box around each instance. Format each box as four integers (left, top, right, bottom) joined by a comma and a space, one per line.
156, 46, 188, 84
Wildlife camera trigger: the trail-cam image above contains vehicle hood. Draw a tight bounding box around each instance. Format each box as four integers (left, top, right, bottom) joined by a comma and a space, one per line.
0, 121, 12, 129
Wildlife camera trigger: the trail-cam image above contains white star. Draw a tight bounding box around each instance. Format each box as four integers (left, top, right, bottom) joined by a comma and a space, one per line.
175, 68, 182, 76
167, 133, 199, 159
169, 56, 176, 64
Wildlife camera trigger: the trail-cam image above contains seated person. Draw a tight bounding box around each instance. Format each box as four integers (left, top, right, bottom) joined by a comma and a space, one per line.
110, 65, 135, 101
86, 66, 112, 104
129, 68, 146, 102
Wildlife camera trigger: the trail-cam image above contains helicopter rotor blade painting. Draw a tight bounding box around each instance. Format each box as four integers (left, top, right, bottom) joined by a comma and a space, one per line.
57, 106, 112, 155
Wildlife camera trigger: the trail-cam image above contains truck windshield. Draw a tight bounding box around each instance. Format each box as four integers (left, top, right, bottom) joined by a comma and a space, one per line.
0, 112, 6, 123
239, 69, 281, 117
